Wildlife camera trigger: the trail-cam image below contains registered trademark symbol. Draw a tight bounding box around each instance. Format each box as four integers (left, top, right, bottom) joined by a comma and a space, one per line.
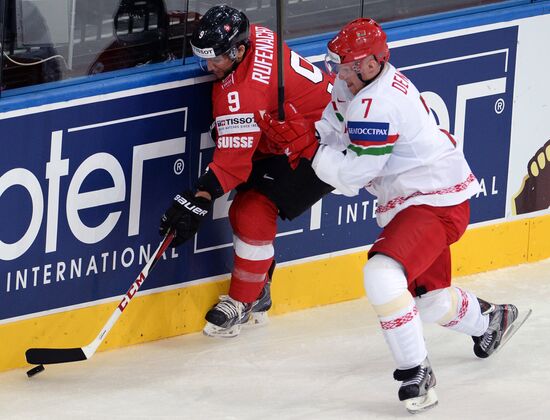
174, 159, 184, 175
494, 98, 505, 114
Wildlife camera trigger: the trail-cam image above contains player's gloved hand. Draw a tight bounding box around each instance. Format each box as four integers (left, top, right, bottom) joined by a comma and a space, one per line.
256, 102, 319, 169
159, 191, 212, 247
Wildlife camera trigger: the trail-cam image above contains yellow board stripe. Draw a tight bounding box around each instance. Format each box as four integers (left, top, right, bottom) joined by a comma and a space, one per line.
2, 214, 550, 372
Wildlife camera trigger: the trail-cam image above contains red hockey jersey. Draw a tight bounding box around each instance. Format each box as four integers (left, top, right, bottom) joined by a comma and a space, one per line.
209, 24, 333, 192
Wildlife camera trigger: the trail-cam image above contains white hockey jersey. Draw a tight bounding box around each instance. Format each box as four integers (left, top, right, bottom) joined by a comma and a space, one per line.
312, 63, 481, 227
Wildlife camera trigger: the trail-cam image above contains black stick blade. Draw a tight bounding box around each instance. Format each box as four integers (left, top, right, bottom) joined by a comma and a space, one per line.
26, 347, 87, 365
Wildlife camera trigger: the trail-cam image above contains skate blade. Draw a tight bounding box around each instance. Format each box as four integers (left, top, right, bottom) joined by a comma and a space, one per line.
494, 308, 532, 354
405, 388, 438, 414
202, 321, 242, 338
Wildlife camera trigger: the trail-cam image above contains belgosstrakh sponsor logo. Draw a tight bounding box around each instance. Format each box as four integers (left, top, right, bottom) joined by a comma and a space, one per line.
347, 121, 390, 141
348, 127, 388, 136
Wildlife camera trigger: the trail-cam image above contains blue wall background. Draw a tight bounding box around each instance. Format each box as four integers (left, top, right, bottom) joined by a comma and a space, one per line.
1, 2, 546, 321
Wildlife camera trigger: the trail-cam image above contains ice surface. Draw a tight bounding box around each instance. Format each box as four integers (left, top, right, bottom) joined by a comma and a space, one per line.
1, 259, 549, 419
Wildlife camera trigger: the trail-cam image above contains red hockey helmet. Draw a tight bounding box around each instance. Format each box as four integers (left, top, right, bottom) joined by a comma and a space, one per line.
325, 18, 389, 75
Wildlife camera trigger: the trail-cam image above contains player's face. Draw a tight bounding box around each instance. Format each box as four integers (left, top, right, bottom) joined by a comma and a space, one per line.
337, 61, 364, 95
205, 54, 235, 80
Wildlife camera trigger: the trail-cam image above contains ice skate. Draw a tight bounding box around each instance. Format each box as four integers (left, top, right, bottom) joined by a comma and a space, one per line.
393, 357, 438, 414
202, 295, 252, 338
473, 298, 522, 358
247, 278, 272, 325
203, 264, 274, 338
242, 260, 275, 327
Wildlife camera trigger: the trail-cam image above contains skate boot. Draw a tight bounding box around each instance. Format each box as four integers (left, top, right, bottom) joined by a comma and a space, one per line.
203, 261, 275, 338
393, 357, 438, 414
473, 298, 519, 358
203, 295, 253, 338
247, 261, 275, 325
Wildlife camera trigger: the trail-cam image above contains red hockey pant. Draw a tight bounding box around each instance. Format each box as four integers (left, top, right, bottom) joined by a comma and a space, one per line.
369, 201, 470, 297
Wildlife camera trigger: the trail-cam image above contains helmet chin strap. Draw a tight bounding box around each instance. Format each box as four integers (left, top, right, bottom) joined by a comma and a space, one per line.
355, 61, 384, 87
222, 44, 249, 79
221, 60, 239, 79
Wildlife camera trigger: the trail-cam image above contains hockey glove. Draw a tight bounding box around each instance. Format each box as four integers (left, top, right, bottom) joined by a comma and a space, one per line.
256, 102, 319, 169
159, 191, 211, 247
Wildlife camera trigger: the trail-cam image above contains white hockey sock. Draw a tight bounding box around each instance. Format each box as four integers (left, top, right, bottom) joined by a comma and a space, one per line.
364, 254, 427, 369
415, 286, 488, 336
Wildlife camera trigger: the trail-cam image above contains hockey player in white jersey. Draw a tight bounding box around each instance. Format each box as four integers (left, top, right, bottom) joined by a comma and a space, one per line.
257, 18, 525, 414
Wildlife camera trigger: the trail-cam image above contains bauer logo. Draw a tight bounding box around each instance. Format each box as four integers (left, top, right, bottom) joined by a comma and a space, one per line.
215, 113, 260, 136
347, 121, 389, 141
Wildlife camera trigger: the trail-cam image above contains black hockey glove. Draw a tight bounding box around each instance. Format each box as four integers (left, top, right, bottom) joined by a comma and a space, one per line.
159, 191, 211, 247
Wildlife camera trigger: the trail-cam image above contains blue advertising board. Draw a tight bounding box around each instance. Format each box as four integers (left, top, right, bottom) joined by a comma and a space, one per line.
0, 26, 517, 321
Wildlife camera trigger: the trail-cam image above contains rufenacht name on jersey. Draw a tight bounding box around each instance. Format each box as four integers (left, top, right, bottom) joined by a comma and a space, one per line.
215, 113, 260, 136
347, 121, 390, 141
217, 136, 254, 149
252, 26, 274, 85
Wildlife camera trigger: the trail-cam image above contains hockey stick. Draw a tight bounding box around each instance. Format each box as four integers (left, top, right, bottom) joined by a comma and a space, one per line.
25, 230, 175, 367
276, 0, 285, 120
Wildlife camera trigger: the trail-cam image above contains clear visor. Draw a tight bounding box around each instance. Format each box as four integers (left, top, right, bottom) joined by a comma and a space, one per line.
324, 49, 361, 77
324, 55, 361, 77
324, 50, 341, 77
196, 47, 237, 72
198, 54, 228, 72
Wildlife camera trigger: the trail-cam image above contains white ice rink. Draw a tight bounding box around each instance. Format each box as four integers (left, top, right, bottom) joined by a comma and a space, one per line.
2, 258, 549, 420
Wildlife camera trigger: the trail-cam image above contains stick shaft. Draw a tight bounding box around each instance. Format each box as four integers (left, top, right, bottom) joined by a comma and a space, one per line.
276, 0, 285, 120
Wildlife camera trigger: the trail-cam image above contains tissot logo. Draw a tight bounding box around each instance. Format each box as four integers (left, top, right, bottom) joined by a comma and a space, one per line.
191, 45, 216, 58
215, 113, 260, 135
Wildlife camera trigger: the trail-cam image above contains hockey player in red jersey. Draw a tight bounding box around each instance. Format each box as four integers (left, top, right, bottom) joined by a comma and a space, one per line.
257, 18, 525, 413
159, 5, 333, 338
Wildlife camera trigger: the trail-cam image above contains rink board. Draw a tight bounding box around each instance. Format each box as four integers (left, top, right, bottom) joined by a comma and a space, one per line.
2, 7, 550, 371
1, 215, 549, 371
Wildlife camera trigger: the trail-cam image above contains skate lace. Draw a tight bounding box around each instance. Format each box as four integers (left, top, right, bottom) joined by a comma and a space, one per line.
480, 308, 504, 351
214, 296, 243, 319
480, 331, 495, 351
402, 367, 426, 387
